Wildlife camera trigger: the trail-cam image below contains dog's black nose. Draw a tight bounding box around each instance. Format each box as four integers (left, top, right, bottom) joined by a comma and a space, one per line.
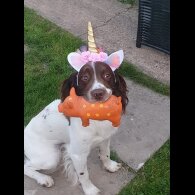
91, 89, 106, 100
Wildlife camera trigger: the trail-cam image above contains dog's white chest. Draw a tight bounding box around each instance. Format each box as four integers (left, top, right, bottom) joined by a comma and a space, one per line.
70, 117, 118, 147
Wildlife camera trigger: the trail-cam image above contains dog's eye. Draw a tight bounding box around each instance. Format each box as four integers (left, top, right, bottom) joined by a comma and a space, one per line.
104, 73, 111, 79
81, 75, 89, 81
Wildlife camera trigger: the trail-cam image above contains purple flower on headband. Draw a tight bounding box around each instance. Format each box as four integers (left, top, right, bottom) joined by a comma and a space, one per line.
80, 51, 108, 63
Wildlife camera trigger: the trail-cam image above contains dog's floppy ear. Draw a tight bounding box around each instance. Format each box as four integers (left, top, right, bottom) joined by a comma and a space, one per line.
112, 71, 129, 113
105, 50, 124, 71
60, 73, 77, 102
67, 52, 85, 71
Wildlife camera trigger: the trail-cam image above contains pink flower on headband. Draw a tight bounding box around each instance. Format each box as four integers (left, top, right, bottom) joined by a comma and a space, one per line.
80, 51, 91, 63
88, 53, 99, 62
99, 52, 108, 61
80, 51, 108, 63
67, 50, 124, 72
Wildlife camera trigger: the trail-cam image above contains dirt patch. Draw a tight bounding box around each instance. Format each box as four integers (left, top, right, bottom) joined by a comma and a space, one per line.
24, 44, 29, 54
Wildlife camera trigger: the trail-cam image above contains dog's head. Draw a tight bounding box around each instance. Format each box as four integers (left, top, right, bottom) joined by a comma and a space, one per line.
60, 50, 128, 113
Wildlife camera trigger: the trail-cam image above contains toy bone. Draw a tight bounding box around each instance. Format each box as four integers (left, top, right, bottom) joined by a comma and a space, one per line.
58, 87, 122, 127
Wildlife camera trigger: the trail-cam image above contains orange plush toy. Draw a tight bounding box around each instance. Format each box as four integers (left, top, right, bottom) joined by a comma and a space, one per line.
58, 87, 122, 127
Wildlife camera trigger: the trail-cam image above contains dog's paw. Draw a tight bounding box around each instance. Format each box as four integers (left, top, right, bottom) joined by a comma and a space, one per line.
37, 175, 54, 187
83, 182, 100, 195
104, 160, 122, 173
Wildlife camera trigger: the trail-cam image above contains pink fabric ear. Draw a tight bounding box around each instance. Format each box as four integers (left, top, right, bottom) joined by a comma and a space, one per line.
105, 50, 124, 71
67, 52, 86, 71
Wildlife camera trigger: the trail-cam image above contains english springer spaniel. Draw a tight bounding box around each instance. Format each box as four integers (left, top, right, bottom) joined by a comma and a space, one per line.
24, 49, 128, 195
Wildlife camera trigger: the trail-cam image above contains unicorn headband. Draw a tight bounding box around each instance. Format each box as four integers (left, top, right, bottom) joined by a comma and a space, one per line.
67, 22, 124, 72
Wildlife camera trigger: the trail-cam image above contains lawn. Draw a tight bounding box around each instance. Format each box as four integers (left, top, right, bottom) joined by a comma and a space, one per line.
24, 7, 170, 195
24, 7, 83, 124
119, 0, 138, 6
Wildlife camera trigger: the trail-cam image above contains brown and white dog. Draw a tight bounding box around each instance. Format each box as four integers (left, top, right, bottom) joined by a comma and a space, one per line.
24, 49, 128, 195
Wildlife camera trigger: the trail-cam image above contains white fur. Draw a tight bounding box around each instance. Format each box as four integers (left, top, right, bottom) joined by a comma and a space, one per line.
24, 99, 121, 195
86, 62, 112, 101
87, 80, 112, 102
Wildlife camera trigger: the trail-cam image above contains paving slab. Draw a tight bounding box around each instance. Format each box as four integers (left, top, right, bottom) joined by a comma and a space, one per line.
111, 79, 170, 170
24, 148, 134, 195
24, 0, 170, 84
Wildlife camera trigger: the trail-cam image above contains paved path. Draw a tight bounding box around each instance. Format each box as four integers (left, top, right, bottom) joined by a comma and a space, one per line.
25, 148, 134, 195
24, 0, 170, 194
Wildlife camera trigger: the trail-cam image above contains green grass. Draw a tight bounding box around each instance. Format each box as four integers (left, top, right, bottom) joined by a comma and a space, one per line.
119, 0, 138, 6
25, 8, 169, 194
119, 140, 170, 195
24, 7, 83, 125
118, 62, 169, 96
110, 150, 121, 162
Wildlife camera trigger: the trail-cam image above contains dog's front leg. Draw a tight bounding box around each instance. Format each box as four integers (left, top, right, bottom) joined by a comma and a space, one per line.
99, 138, 122, 172
69, 142, 100, 195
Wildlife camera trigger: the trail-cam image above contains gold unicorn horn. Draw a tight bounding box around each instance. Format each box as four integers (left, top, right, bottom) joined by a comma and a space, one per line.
88, 21, 98, 53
